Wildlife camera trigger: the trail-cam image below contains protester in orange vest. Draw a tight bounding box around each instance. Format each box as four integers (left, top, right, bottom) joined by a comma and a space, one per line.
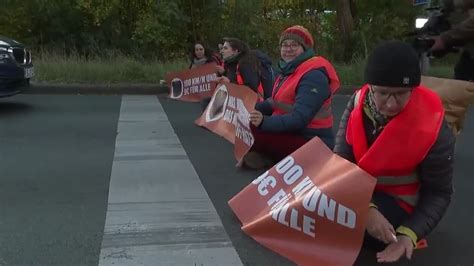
200, 38, 268, 111
246, 25, 340, 169
217, 37, 272, 99
334, 41, 455, 263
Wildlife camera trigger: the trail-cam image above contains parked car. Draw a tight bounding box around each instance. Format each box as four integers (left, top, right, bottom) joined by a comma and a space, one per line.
0, 35, 34, 97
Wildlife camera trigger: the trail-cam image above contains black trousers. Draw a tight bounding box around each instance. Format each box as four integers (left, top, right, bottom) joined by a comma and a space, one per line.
454, 50, 474, 81
363, 192, 409, 251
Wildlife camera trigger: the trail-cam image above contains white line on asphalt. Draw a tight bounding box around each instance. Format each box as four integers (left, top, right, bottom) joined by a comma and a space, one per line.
99, 95, 242, 266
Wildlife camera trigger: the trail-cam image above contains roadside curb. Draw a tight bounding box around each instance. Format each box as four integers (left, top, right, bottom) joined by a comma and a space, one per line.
24, 83, 169, 95
23, 83, 357, 96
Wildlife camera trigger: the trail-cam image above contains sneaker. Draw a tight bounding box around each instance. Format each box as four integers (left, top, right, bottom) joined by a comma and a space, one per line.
243, 151, 274, 170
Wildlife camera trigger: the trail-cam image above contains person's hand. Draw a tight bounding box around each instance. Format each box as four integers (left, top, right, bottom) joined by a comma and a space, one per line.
366, 208, 397, 244
376, 235, 414, 263
430, 36, 445, 52
249, 110, 264, 127
215, 65, 225, 74
216, 76, 230, 83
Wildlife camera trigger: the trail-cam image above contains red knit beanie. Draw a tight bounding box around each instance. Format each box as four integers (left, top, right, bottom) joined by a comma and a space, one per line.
279, 25, 314, 50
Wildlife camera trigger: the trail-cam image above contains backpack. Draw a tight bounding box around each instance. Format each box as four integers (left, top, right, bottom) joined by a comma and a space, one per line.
253, 49, 275, 99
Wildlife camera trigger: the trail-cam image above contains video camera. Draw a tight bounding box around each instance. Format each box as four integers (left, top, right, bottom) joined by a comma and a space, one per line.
408, 7, 455, 57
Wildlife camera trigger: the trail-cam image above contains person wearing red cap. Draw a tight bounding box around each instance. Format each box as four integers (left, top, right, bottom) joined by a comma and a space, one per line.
335, 40, 455, 263
245, 25, 340, 169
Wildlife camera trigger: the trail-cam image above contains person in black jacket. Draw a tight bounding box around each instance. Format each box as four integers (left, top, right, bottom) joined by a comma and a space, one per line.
334, 41, 455, 263
217, 37, 261, 92
430, 0, 474, 81
200, 38, 263, 111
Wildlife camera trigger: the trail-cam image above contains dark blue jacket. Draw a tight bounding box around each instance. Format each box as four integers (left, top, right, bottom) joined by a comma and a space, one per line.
255, 49, 334, 148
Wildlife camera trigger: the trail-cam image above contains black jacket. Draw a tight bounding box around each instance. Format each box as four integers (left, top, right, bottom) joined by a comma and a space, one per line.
334, 93, 456, 239
223, 58, 260, 92
441, 0, 474, 47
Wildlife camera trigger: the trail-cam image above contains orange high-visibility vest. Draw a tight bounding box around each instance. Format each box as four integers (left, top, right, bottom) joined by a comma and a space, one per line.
271, 56, 340, 129
346, 84, 444, 213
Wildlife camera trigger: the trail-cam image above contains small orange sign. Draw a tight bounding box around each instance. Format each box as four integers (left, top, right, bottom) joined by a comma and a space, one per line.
165, 63, 218, 102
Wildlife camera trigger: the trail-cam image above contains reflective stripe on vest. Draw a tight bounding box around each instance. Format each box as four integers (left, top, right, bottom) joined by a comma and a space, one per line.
397, 194, 419, 206
271, 100, 332, 120
377, 174, 420, 207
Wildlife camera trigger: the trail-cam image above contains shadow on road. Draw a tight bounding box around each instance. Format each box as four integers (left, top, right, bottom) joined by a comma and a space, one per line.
0, 101, 34, 116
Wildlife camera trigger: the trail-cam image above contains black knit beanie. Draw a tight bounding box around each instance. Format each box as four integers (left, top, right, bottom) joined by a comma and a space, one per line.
365, 41, 421, 87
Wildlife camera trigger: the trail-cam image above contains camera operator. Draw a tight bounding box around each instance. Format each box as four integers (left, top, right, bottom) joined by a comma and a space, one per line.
430, 0, 474, 81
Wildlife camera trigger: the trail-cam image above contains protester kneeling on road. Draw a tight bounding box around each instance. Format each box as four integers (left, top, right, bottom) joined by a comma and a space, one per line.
334, 41, 455, 263
217, 37, 273, 100
245, 25, 340, 169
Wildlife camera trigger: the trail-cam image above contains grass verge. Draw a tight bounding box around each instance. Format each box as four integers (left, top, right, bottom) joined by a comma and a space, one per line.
33, 53, 454, 86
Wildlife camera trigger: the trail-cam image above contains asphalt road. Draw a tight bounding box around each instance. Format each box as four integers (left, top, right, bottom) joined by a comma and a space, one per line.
0, 93, 473, 266
0, 95, 120, 265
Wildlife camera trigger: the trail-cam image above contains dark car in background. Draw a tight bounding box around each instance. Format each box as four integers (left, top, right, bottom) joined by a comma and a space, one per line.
0, 35, 34, 97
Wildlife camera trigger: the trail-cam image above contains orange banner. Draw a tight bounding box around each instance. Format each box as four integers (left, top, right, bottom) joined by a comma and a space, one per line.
165, 63, 218, 102
195, 82, 258, 163
229, 138, 377, 266
234, 114, 255, 166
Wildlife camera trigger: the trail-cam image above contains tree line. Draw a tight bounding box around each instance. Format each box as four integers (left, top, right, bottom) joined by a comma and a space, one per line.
0, 0, 423, 62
